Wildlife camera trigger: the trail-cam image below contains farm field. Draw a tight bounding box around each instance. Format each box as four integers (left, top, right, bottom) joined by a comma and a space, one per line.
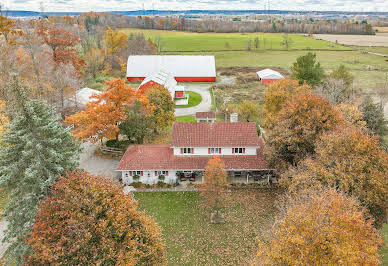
135, 189, 282, 265
313, 33, 388, 47
121, 28, 348, 51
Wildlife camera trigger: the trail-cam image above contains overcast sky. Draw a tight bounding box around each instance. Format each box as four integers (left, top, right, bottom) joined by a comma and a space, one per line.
1, 0, 387, 12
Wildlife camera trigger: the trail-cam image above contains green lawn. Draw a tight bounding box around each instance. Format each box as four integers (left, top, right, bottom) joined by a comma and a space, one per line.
382, 224, 388, 265
176, 115, 196, 122
135, 190, 281, 265
175, 91, 202, 108
121, 28, 348, 51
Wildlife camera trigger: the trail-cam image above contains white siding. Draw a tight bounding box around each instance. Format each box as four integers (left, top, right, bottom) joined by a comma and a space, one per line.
121, 170, 178, 185
173, 146, 258, 156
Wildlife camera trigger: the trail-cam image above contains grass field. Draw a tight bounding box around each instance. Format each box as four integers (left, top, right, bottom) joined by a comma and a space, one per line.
121, 28, 348, 51
135, 189, 281, 265
176, 115, 196, 122
175, 91, 202, 108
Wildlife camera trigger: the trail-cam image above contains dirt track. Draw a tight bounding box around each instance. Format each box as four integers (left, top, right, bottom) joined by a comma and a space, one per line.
312, 34, 388, 47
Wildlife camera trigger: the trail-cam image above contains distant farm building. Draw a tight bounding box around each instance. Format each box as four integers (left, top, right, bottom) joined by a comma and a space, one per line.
127, 55, 216, 83
256, 69, 284, 84
138, 71, 185, 100
195, 112, 216, 123
75, 88, 101, 108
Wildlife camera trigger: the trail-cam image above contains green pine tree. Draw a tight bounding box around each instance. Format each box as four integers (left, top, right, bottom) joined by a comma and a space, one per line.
0, 85, 81, 262
291, 52, 324, 86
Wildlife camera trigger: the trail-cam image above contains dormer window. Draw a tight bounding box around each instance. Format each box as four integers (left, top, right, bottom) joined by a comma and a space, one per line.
232, 147, 246, 154
208, 147, 221, 154
181, 147, 194, 154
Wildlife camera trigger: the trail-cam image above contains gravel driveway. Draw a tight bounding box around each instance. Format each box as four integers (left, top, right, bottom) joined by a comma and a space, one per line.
175, 83, 213, 116
79, 142, 120, 178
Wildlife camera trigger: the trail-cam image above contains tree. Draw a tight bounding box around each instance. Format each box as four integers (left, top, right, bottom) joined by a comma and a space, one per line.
26, 171, 166, 265
335, 103, 366, 130
257, 188, 382, 265
0, 81, 80, 263
316, 78, 358, 105
0, 15, 20, 44
281, 126, 388, 227
265, 93, 343, 172
263, 79, 311, 128
146, 85, 175, 132
119, 100, 154, 144
291, 52, 324, 86
65, 78, 153, 145
280, 33, 293, 50
329, 64, 354, 88
360, 95, 388, 138
104, 27, 128, 54
0, 99, 8, 141
200, 156, 229, 221
236, 100, 259, 122
253, 37, 259, 49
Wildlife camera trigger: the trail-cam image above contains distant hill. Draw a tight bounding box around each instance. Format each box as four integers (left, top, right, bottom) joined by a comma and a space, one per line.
4, 9, 388, 17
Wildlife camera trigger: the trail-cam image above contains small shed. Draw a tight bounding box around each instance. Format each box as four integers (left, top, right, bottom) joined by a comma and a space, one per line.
256, 69, 284, 84
195, 112, 216, 123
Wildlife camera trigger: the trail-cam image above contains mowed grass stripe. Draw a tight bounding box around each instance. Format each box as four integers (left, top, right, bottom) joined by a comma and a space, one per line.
121, 28, 349, 51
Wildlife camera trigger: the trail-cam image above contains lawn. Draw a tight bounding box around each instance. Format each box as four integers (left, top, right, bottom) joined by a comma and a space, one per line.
176, 115, 196, 122
175, 91, 202, 108
134, 189, 282, 265
381, 224, 388, 265
121, 28, 348, 51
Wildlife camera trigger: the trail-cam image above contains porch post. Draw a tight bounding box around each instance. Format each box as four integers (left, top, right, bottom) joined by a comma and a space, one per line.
246, 172, 249, 184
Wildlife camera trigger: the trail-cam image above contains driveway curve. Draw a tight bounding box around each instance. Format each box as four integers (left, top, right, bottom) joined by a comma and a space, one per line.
175, 83, 213, 116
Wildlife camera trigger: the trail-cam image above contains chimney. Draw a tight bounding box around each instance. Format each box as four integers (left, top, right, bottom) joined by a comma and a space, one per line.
230, 113, 238, 123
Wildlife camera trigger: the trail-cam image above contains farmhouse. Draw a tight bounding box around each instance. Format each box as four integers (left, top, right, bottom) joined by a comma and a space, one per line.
117, 120, 273, 185
256, 68, 284, 84
195, 112, 216, 123
138, 70, 186, 100
127, 55, 216, 82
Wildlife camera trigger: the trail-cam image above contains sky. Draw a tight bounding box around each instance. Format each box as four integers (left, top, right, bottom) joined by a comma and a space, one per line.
0, 0, 387, 12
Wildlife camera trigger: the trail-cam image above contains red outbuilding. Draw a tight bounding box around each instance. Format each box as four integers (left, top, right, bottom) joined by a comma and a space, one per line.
256, 68, 284, 84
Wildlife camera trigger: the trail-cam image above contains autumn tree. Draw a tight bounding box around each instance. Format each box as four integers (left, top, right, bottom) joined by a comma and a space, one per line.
329, 64, 354, 88
146, 85, 175, 132
281, 126, 388, 227
360, 95, 388, 138
0, 80, 80, 263
335, 102, 366, 130
316, 78, 358, 105
265, 93, 343, 172
257, 188, 382, 265
263, 79, 311, 128
26, 171, 166, 265
0, 99, 8, 141
200, 156, 229, 222
236, 100, 259, 122
0, 14, 20, 44
66, 78, 153, 145
291, 52, 324, 86
104, 27, 128, 54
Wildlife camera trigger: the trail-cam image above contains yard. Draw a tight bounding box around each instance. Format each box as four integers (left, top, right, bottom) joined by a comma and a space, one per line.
134, 189, 282, 265
121, 28, 348, 51
176, 115, 196, 122
174, 91, 202, 108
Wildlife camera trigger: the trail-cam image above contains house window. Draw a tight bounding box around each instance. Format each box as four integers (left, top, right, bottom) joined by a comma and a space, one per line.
157, 170, 167, 175
125, 172, 129, 178
209, 147, 221, 154
233, 148, 246, 154
132, 171, 142, 176
181, 148, 193, 154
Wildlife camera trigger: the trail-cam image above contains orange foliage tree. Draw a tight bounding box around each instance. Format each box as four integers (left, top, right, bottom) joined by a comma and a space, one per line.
26, 171, 166, 265
36, 24, 86, 77
200, 156, 229, 220
65, 78, 153, 144
265, 93, 343, 172
263, 79, 311, 128
0, 14, 20, 44
257, 188, 382, 265
281, 125, 388, 227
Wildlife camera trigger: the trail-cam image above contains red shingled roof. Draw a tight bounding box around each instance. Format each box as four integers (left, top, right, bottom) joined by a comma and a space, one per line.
171, 122, 260, 147
116, 144, 268, 171
195, 112, 216, 119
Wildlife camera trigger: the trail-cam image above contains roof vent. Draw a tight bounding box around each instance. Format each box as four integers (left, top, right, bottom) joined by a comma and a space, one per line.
230, 113, 238, 123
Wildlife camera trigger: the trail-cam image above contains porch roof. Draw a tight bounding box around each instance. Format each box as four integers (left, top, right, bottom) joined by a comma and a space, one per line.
117, 144, 268, 171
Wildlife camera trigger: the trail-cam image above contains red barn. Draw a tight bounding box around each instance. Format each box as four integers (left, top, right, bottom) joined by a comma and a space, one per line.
127, 55, 216, 83
138, 71, 185, 99
257, 69, 284, 84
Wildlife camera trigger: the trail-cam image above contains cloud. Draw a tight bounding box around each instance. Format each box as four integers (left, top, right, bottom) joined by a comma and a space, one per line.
1, 0, 387, 12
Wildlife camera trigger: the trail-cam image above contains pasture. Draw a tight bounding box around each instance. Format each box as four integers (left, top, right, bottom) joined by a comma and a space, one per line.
135, 189, 282, 265
121, 28, 348, 51
313, 33, 388, 47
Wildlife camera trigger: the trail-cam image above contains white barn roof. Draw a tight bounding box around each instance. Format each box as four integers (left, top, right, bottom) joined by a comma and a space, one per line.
127, 55, 216, 78
256, 68, 284, 79
76, 88, 101, 106
139, 70, 177, 91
